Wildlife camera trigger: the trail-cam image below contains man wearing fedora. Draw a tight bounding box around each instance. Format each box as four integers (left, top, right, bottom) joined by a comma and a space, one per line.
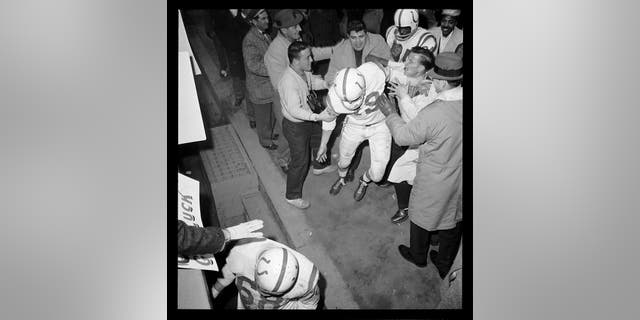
242, 9, 278, 150
429, 9, 463, 55
376, 52, 463, 279
265, 9, 337, 173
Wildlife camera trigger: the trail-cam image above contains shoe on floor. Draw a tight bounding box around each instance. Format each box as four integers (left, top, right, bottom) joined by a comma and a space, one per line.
286, 198, 310, 209
262, 143, 278, 150
377, 181, 393, 188
398, 245, 427, 268
329, 177, 346, 195
429, 250, 447, 279
391, 208, 409, 224
312, 164, 337, 175
249, 120, 256, 128
353, 176, 369, 201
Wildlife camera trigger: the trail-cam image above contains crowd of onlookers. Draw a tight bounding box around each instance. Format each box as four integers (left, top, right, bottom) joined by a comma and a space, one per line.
179, 9, 464, 309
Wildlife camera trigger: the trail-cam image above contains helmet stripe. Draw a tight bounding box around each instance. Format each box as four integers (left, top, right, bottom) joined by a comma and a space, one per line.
307, 265, 319, 289
417, 32, 429, 48
355, 73, 365, 91
342, 68, 351, 100
398, 9, 404, 26
272, 248, 289, 293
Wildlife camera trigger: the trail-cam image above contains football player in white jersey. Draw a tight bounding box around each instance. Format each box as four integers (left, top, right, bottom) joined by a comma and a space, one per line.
315, 60, 405, 201
386, 9, 437, 62
210, 238, 320, 309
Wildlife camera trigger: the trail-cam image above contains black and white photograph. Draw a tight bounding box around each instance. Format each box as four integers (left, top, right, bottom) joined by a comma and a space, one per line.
176, 8, 468, 312
8, 1, 640, 319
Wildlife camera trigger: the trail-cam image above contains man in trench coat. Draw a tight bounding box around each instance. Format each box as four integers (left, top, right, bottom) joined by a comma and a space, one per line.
376, 52, 463, 279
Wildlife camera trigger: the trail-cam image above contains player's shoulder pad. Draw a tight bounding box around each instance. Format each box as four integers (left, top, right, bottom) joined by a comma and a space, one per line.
385, 25, 396, 42
416, 29, 437, 50
235, 237, 268, 247
359, 61, 386, 76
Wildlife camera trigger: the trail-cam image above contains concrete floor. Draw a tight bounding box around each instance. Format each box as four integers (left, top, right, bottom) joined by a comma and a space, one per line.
300, 147, 442, 308
182, 10, 448, 309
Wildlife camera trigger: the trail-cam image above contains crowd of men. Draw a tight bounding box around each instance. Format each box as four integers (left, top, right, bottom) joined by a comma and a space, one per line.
185, 8, 464, 309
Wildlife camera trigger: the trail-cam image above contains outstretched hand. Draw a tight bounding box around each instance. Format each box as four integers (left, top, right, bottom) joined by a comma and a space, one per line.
225, 219, 264, 240
388, 82, 409, 100
316, 144, 328, 162
375, 94, 398, 117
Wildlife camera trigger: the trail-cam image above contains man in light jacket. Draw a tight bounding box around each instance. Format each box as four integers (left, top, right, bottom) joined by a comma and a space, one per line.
325, 20, 391, 85
384, 46, 437, 225
278, 41, 335, 209
264, 9, 336, 172
429, 9, 463, 55
376, 52, 463, 279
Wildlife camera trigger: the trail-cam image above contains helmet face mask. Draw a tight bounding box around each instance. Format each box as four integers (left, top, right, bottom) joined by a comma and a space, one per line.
394, 9, 419, 40
397, 26, 412, 36
344, 91, 365, 109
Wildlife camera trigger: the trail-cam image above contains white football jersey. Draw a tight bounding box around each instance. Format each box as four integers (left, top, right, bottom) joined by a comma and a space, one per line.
344, 62, 390, 126
386, 26, 437, 62
220, 238, 320, 309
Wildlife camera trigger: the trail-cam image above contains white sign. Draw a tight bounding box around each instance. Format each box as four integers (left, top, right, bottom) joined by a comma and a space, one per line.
178, 10, 201, 75
178, 173, 218, 271
178, 50, 207, 145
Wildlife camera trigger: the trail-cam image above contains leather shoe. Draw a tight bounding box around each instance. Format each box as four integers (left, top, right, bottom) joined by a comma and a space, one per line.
377, 181, 393, 188
312, 164, 337, 175
262, 143, 278, 150
353, 176, 369, 201
398, 245, 427, 267
391, 208, 409, 224
286, 198, 310, 209
329, 177, 346, 195
430, 250, 447, 279
249, 120, 256, 128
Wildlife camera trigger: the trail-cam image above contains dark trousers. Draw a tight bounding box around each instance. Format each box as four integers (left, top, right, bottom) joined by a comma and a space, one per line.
282, 118, 330, 199
249, 100, 275, 147
394, 181, 412, 209
246, 96, 255, 121
328, 114, 364, 177
218, 47, 245, 101
409, 221, 463, 275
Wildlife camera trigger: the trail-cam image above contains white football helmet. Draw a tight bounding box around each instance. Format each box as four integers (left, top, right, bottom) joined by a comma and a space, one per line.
394, 9, 419, 40
255, 247, 299, 295
328, 67, 366, 114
